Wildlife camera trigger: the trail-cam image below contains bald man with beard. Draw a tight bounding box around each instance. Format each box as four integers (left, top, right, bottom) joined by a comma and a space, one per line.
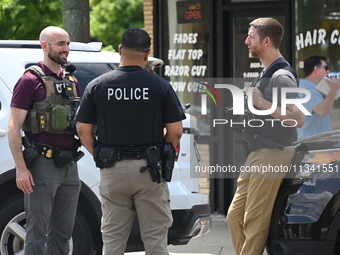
8, 26, 81, 255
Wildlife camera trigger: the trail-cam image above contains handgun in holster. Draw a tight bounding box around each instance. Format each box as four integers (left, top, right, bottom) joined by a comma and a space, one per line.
140, 146, 162, 183
22, 136, 39, 169
161, 143, 176, 182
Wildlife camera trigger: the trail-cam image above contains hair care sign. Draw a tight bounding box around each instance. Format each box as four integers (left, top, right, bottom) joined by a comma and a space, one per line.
296, 29, 340, 50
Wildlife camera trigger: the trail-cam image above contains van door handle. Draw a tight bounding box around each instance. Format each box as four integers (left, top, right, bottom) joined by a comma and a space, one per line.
0, 130, 6, 137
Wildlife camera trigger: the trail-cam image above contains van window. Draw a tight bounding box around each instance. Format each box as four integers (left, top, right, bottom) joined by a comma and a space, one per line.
72, 63, 117, 95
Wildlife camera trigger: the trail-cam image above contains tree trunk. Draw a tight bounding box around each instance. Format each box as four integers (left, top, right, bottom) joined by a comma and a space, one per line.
63, 0, 90, 42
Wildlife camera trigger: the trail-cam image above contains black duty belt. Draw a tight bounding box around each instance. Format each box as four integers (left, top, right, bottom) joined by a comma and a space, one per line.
32, 142, 73, 159
114, 145, 162, 161
26, 140, 83, 168
116, 149, 146, 161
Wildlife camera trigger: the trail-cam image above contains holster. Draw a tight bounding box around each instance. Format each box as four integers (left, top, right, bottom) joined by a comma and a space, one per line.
241, 141, 250, 158
22, 136, 39, 169
160, 143, 176, 182
23, 147, 39, 169
140, 146, 162, 183
225, 106, 254, 134
53, 149, 75, 168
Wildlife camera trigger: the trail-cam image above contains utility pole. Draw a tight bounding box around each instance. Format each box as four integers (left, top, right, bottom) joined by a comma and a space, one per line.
63, 0, 90, 42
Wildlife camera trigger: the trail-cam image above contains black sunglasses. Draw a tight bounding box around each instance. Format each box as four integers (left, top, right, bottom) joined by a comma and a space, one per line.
317, 65, 328, 71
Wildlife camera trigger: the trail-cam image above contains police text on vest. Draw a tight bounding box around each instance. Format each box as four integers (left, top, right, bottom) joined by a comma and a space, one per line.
107, 87, 149, 101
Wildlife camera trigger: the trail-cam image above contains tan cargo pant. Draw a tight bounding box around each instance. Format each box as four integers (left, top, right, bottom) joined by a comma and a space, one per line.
227, 146, 295, 255
99, 159, 173, 255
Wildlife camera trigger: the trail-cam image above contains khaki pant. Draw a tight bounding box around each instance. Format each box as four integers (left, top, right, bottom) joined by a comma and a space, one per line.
99, 159, 173, 255
227, 146, 295, 255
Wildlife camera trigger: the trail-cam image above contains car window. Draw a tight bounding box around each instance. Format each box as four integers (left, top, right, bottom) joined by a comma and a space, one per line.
72, 63, 117, 95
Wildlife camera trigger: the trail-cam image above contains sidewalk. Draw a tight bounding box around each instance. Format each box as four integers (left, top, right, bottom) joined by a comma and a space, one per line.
126, 214, 268, 255
167, 213, 234, 255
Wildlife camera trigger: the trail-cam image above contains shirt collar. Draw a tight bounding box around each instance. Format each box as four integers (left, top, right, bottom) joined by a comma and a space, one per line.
38, 61, 64, 79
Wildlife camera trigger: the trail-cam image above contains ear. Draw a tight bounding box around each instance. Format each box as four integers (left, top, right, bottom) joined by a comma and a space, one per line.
314, 65, 319, 73
263, 36, 270, 46
118, 44, 122, 56
41, 41, 48, 51
144, 51, 150, 62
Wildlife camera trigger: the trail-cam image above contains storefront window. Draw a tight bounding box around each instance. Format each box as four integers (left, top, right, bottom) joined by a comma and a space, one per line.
159, 0, 211, 135
296, 0, 340, 128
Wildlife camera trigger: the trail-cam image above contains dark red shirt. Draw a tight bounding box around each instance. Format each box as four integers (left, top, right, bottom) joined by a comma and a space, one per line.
10, 61, 80, 149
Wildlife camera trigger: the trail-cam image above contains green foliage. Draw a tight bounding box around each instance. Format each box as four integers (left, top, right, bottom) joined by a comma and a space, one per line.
0, 0, 144, 49
102, 44, 116, 52
90, 0, 144, 51
0, 0, 63, 40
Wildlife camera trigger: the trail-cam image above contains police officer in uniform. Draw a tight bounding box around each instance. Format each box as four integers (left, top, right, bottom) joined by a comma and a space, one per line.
8, 26, 81, 255
226, 18, 304, 255
76, 28, 185, 255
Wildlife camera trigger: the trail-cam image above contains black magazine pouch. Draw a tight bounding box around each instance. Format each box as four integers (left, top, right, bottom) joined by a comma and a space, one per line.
93, 144, 117, 169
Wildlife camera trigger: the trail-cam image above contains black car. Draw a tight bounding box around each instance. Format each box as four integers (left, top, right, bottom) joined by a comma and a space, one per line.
267, 130, 340, 255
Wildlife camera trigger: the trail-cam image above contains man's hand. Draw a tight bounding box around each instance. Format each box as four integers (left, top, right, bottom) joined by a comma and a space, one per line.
314, 78, 340, 116
251, 87, 265, 108
16, 167, 35, 194
328, 78, 340, 92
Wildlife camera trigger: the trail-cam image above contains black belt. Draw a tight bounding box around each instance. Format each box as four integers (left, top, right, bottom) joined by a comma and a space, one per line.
114, 145, 162, 161
116, 150, 146, 160
32, 142, 74, 159
245, 135, 293, 153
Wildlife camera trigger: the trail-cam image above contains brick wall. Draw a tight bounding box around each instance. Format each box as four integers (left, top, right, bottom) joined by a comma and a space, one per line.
143, 0, 154, 56
197, 144, 210, 195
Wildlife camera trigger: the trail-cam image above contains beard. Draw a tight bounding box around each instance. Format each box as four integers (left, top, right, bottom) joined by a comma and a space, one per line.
249, 46, 263, 59
249, 48, 259, 58
48, 48, 68, 65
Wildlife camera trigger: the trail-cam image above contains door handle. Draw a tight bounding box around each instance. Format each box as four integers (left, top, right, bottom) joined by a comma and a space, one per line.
0, 130, 6, 137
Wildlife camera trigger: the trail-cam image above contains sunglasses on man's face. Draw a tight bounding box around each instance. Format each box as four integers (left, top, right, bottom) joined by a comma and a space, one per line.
317, 65, 328, 71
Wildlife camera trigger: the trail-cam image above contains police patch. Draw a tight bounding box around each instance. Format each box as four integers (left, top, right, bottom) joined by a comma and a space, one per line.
107, 87, 149, 101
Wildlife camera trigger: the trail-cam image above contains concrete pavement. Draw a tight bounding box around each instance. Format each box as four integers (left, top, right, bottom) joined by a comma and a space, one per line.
126, 213, 268, 255
167, 213, 234, 255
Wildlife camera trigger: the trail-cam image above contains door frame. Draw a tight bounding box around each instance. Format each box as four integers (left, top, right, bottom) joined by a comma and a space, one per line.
209, 0, 295, 214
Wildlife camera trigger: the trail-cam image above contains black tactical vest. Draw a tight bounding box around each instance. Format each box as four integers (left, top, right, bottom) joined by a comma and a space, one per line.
245, 62, 298, 141
22, 65, 79, 135
95, 75, 164, 147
